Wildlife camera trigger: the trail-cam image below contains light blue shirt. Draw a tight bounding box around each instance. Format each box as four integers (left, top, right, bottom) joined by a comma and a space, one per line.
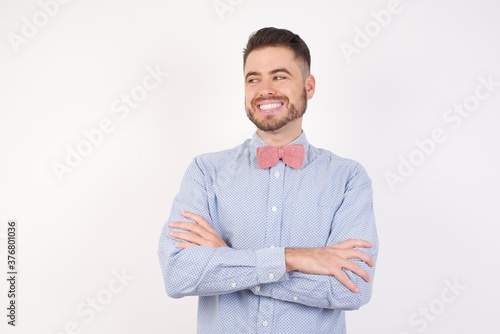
158, 132, 378, 334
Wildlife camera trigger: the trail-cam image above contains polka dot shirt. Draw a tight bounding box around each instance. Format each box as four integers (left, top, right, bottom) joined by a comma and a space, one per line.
158, 132, 378, 334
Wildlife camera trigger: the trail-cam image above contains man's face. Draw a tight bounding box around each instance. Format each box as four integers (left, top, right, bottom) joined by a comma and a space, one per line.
244, 46, 314, 133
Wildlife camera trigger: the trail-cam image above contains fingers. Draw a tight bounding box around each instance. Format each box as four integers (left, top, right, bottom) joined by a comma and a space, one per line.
181, 211, 216, 233
344, 249, 374, 267
335, 270, 359, 293
328, 244, 374, 267
328, 257, 371, 293
175, 241, 196, 249
169, 230, 206, 246
168, 224, 217, 247
168, 211, 227, 248
339, 258, 371, 283
333, 239, 373, 250
170, 221, 207, 237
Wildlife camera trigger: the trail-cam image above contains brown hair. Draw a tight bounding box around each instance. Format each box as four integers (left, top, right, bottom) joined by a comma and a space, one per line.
243, 27, 311, 75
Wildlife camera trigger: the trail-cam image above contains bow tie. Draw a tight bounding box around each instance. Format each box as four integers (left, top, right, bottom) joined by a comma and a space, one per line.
256, 144, 304, 169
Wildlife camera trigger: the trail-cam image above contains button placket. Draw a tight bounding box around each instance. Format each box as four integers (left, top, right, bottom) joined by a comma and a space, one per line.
258, 163, 285, 333
264, 163, 285, 248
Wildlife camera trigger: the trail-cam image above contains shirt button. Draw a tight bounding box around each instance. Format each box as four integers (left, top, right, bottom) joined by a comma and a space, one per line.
268, 273, 275, 280
231, 282, 237, 288
262, 321, 269, 327
274, 171, 280, 178
255, 285, 261, 292
271, 206, 277, 212
293, 296, 298, 301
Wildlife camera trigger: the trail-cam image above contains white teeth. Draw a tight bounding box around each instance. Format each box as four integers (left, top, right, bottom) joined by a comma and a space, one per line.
259, 103, 282, 111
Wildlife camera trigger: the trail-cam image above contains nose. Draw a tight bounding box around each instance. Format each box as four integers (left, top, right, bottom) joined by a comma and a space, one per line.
258, 78, 277, 97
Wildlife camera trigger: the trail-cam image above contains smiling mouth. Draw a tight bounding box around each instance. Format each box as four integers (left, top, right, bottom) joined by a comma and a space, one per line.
258, 102, 284, 111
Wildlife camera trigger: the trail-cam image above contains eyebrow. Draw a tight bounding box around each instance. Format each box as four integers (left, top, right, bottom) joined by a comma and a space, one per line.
245, 68, 293, 81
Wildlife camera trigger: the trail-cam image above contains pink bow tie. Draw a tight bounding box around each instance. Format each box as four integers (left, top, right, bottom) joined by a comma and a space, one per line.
256, 144, 304, 169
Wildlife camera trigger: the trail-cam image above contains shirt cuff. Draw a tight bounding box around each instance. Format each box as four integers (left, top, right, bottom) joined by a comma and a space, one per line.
255, 247, 287, 284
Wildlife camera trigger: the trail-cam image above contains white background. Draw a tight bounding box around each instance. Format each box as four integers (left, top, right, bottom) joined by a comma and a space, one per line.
1, 0, 500, 333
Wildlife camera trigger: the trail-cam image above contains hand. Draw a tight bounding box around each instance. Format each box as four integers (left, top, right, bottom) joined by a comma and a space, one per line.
168, 211, 228, 249
285, 239, 374, 293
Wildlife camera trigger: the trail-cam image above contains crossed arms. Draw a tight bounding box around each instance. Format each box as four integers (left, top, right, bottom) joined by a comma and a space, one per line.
158, 158, 378, 310
170, 211, 373, 294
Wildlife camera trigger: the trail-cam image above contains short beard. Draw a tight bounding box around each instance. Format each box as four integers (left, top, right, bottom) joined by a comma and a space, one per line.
246, 89, 308, 132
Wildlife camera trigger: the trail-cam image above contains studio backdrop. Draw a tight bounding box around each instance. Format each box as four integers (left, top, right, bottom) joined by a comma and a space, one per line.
1, 0, 499, 333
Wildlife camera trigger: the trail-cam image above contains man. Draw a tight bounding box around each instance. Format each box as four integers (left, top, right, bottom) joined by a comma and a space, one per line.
158, 27, 378, 333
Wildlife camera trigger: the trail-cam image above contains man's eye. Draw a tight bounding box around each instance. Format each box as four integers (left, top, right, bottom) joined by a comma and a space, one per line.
274, 75, 286, 80
247, 78, 258, 83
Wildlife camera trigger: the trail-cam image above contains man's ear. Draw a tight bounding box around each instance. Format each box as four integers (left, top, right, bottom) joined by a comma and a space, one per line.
305, 74, 316, 100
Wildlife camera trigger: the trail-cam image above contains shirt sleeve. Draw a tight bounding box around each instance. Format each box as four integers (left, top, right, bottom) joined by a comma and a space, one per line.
251, 163, 379, 310
158, 158, 288, 298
